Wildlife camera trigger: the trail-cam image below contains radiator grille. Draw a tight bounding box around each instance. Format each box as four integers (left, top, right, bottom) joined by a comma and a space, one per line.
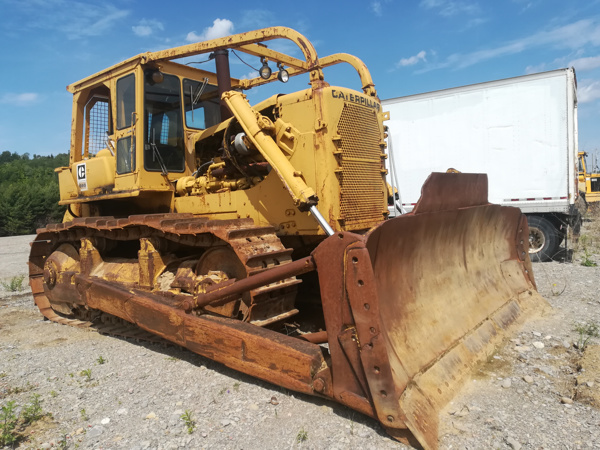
336, 103, 385, 229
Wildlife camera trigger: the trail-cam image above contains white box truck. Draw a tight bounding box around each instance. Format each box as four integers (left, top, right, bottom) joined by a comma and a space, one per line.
383, 67, 583, 262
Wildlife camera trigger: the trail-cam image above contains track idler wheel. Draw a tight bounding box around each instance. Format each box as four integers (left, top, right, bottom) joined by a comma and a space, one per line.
195, 247, 249, 319
43, 243, 81, 315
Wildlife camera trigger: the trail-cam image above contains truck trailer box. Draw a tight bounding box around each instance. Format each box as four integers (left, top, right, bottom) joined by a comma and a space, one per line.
383, 68, 582, 261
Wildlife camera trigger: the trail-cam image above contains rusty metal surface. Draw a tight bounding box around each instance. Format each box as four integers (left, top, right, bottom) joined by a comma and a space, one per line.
345, 245, 407, 430
361, 173, 547, 449
297, 330, 328, 344
311, 232, 378, 419
82, 273, 330, 395
412, 172, 489, 213
32, 214, 300, 325
29, 213, 330, 396
192, 256, 313, 310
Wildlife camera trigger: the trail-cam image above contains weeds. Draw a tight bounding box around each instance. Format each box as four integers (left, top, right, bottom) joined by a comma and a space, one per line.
21, 394, 44, 423
0, 401, 19, 447
180, 410, 196, 434
347, 411, 356, 436
7, 381, 35, 395
550, 280, 568, 296
79, 369, 92, 381
574, 321, 600, 351
96, 356, 106, 365
577, 234, 598, 266
580, 248, 597, 267
80, 408, 89, 421
296, 427, 308, 443
0, 395, 46, 446
0, 274, 25, 292
233, 382, 240, 392
56, 434, 69, 450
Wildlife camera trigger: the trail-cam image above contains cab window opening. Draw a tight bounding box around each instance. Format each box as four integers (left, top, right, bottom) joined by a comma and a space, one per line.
183, 78, 220, 130
144, 71, 185, 173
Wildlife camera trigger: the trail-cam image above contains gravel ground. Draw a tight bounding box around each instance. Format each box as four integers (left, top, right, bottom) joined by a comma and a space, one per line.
1, 224, 600, 449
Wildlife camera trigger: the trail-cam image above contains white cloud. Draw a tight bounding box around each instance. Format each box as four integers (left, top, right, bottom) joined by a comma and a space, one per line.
0, 93, 40, 106
525, 63, 548, 74
240, 10, 275, 30
240, 70, 259, 80
370, 0, 393, 16
511, 0, 540, 13
464, 17, 488, 28
8, 1, 130, 39
579, 80, 600, 103
422, 19, 600, 72
133, 26, 151, 37
569, 55, 600, 72
186, 19, 234, 43
132, 19, 164, 37
186, 31, 202, 42
371, 1, 383, 15
420, 0, 481, 17
53, 4, 130, 39
397, 51, 427, 67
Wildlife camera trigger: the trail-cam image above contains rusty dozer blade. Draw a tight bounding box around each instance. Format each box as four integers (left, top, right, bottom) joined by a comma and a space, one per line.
313, 173, 547, 449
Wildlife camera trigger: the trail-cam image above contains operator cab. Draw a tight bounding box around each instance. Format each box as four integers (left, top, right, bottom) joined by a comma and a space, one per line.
57, 61, 227, 213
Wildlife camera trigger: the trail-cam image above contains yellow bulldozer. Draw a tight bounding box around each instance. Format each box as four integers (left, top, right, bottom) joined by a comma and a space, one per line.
579, 151, 600, 205
29, 27, 544, 449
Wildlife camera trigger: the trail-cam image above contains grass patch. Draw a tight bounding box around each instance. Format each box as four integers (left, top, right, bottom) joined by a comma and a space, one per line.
180, 410, 196, 434
79, 369, 92, 382
0, 394, 49, 446
21, 394, 44, 423
0, 401, 19, 446
0, 275, 26, 292
580, 247, 598, 267
296, 427, 308, 443
6, 381, 35, 395
574, 321, 600, 351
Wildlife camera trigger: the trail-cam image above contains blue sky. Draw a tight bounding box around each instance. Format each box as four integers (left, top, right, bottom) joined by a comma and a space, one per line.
1, 0, 599, 158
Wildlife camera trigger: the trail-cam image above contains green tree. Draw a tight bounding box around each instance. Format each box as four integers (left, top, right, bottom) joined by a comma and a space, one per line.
0, 153, 67, 236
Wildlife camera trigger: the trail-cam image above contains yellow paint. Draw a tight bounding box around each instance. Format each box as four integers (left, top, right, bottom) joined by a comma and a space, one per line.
578, 151, 600, 203
59, 27, 388, 235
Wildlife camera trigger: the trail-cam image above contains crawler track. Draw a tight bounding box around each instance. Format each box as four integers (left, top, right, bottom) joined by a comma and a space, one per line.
29, 214, 301, 335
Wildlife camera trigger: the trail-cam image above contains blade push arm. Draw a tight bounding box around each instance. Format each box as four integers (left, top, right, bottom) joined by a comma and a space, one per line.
222, 91, 334, 235
222, 91, 317, 209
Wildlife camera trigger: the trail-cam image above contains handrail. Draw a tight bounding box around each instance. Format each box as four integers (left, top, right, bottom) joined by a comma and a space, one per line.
68, 27, 377, 97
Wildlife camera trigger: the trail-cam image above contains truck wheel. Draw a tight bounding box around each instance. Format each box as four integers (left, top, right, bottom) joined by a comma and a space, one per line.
527, 216, 559, 262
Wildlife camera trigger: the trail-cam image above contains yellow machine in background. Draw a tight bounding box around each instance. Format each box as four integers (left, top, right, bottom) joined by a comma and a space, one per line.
578, 151, 600, 204
30, 27, 545, 449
